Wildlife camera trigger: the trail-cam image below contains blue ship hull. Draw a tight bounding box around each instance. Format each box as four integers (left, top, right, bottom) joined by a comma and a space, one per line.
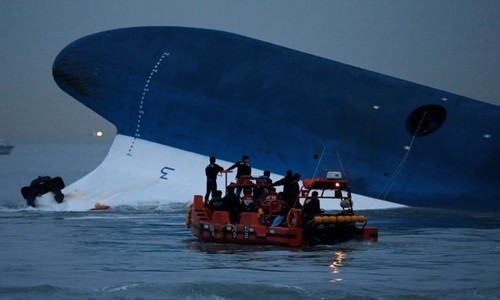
52, 27, 499, 211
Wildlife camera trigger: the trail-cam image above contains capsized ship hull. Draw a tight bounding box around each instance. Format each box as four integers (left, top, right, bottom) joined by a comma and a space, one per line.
52, 27, 499, 212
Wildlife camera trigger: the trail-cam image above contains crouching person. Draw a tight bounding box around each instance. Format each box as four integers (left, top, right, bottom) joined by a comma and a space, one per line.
208, 190, 226, 211
223, 186, 242, 224
209, 188, 241, 224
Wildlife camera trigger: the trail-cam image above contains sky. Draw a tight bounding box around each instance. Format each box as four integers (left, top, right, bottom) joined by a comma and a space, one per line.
1, 0, 499, 142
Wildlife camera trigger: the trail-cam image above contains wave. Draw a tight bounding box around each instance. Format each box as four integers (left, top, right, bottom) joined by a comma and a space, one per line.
0, 201, 190, 215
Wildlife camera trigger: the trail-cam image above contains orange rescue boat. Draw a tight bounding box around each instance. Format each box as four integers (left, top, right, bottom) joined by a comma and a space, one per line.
187, 170, 378, 247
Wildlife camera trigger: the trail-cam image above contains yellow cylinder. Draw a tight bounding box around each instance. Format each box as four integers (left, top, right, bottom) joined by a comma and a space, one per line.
328, 215, 337, 223
343, 216, 352, 223
357, 215, 366, 223
314, 216, 323, 224
337, 216, 345, 223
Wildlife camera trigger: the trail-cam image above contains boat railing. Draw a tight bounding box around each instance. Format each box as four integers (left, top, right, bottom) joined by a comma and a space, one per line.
221, 172, 273, 191
298, 169, 352, 206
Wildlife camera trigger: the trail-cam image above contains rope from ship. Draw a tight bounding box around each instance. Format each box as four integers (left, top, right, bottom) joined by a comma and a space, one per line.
378, 111, 428, 200
185, 204, 193, 228
336, 150, 345, 171
296, 146, 327, 210
311, 147, 345, 179
311, 146, 327, 179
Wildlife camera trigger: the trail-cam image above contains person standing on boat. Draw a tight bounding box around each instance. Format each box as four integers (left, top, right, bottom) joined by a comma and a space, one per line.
272, 170, 293, 204
288, 173, 302, 208
302, 191, 321, 226
205, 156, 224, 205
274, 172, 301, 209
225, 155, 251, 195
272, 170, 293, 188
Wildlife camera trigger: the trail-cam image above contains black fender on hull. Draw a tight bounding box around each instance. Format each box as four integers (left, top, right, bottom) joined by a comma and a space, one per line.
21, 176, 65, 207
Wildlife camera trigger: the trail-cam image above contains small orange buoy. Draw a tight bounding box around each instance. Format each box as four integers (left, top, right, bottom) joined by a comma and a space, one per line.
91, 203, 110, 211
328, 215, 337, 223
314, 216, 323, 224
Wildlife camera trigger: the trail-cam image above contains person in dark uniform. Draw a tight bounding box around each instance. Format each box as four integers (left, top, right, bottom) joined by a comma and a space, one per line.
301, 191, 321, 226
286, 173, 302, 208
272, 170, 293, 188
205, 156, 224, 205
225, 155, 251, 195
223, 186, 242, 223
208, 190, 226, 210
274, 171, 301, 208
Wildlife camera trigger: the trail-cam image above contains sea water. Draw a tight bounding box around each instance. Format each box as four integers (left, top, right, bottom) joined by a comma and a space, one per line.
0, 142, 499, 299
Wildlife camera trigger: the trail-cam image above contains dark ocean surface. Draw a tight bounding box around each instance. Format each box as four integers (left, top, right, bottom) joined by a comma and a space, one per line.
1, 143, 499, 299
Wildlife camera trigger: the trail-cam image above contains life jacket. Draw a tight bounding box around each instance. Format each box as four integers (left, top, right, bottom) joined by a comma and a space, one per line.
261, 191, 283, 215
241, 192, 254, 208
340, 197, 353, 209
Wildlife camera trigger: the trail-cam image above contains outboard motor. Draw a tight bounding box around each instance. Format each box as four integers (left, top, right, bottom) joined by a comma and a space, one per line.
20, 176, 65, 207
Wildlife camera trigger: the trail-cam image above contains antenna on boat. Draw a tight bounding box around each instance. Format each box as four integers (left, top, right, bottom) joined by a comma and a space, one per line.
312, 146, 327, 179
312, 147, 345, 179
336, 150, 344, 171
